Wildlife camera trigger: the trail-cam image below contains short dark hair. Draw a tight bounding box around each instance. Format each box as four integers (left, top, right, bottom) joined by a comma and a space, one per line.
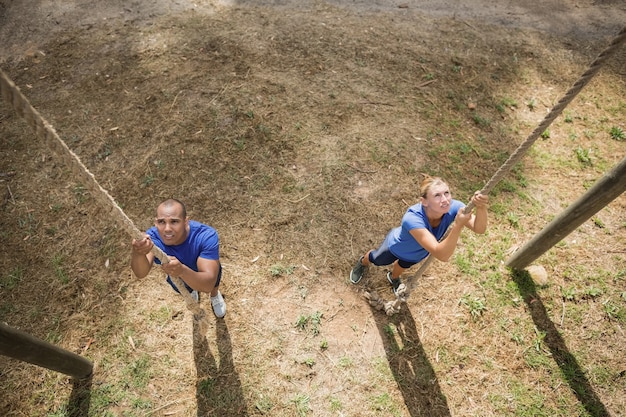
158, 198, 187, 219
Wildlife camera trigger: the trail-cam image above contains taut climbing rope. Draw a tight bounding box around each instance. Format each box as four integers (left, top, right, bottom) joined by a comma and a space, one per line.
0, 69, 211, 332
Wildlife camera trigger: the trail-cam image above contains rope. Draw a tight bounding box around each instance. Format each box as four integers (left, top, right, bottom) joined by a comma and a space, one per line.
365, 26, 626, 315
0, 69, 211, 332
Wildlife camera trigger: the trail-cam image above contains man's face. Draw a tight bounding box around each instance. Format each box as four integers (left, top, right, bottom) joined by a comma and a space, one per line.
154, 203, 189, 246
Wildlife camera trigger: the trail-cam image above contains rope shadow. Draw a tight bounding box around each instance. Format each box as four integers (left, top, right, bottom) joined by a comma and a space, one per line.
67, 374, 92, 417
193, 314, 248, 416
367, 299, 451, 417
511, 269, 610, 417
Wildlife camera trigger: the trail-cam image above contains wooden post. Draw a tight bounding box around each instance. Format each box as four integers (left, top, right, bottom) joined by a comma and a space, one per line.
506, 156, 626, 270
0, 322, 93, 379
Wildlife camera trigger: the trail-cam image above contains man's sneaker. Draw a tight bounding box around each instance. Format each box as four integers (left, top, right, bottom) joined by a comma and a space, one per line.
211, 291, 226, 318
386, 271, 402, 296
190, 290, 199, 303
350, 257, 365, 284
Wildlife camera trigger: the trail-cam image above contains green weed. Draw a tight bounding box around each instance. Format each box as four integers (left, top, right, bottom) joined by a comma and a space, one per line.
592, 217, 605, 228
295, 311, 323, 335
1, 267, 23, 290
255, 395, 273, 414
18, 211, 37, 234
603, 300, 626, 322
338, 356, 353, 368
50, 203, 64, 213
561, 286, 577, 301
369, 392, 401, 415
51, 254, 69, 284
140, 175, 154, 187
454, 249, 478, 275
609, 126, 625, 141
500, 97, 518, 108
472, 114, 491, 128
459, 294, 487, 320
507, 212, 520, 229
72, 184, 88, 203
310, 311, 323, 335
291, 393, 311, 416
125, 354, 152, 388
329, 396, 342, 411
270, 263, 295, 277
575, 146, 592, 165
582, 286, 602, 299
295, 314, 308, 331
148, 306, 172, 325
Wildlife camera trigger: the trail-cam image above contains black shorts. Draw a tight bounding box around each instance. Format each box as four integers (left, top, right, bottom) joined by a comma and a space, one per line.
369, 237, 416, 269
166, 263, 222, 293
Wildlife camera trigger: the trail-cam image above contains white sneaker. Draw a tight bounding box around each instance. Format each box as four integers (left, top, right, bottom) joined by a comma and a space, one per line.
211, 291, 226, 318
190, 290, 199, 302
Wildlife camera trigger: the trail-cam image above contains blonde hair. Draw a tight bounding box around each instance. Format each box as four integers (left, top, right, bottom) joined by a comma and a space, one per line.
419, 174, 448, 198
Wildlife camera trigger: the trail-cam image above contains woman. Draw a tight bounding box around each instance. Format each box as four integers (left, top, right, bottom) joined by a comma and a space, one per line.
350, 175, 489, 294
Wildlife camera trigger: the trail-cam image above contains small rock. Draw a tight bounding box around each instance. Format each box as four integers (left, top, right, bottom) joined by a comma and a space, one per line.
527, 265, 548, 286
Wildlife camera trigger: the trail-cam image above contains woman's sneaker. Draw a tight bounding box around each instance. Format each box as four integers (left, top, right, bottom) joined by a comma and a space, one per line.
350, 257, 365, 284
211, 291, 226, 318
386, 272, 402, 296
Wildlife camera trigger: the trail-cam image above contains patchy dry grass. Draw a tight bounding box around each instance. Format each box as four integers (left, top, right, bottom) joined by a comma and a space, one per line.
1, 2, 625, 416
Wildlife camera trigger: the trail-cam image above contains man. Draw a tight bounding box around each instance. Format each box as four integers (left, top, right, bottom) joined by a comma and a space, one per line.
131, 198, 226, 318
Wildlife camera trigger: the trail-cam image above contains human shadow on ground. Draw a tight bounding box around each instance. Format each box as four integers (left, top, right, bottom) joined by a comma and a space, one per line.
368, 299, 451, 417
193, 314, 248, 416
511, 269, 610, 417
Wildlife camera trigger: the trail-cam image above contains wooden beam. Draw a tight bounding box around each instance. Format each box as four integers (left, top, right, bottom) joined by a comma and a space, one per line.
506, 155, 626, 270
0, 322, 93, 379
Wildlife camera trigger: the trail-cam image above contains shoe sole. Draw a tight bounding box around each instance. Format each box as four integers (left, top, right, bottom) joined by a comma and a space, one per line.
386, 273, 401, 296
350, 270, 363, 284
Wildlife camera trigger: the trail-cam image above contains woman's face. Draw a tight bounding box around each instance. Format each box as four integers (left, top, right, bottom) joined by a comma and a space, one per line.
422, 182, 452, 216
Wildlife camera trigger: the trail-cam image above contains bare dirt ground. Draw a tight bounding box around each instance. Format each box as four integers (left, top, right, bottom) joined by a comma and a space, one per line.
1, 0, 626, 416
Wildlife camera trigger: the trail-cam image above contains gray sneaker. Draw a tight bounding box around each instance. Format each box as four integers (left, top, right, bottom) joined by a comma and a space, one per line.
350, 256, 365, 284
386, 271, 402, 296
211, 291, 226, 318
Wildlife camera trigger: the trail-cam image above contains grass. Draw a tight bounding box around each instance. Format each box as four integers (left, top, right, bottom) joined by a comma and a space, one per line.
2, 4, 626, 417
0, 267, 23, 290
609, 126, 625, 141
51, 254, 69, 285
459, 294, 488, 320
290, 393, 311, 416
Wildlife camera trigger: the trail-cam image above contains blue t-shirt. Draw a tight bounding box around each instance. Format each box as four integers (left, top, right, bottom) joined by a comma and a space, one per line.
147, 220, 219, 271
386, 199, 464, 263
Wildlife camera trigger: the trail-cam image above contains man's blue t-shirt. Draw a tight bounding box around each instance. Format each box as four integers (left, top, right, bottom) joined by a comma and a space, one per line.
386, 200, 464, 263
147, 220, 219, 271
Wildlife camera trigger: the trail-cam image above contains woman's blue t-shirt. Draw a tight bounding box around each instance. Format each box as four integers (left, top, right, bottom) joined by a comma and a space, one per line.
386, 199, 464, 263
